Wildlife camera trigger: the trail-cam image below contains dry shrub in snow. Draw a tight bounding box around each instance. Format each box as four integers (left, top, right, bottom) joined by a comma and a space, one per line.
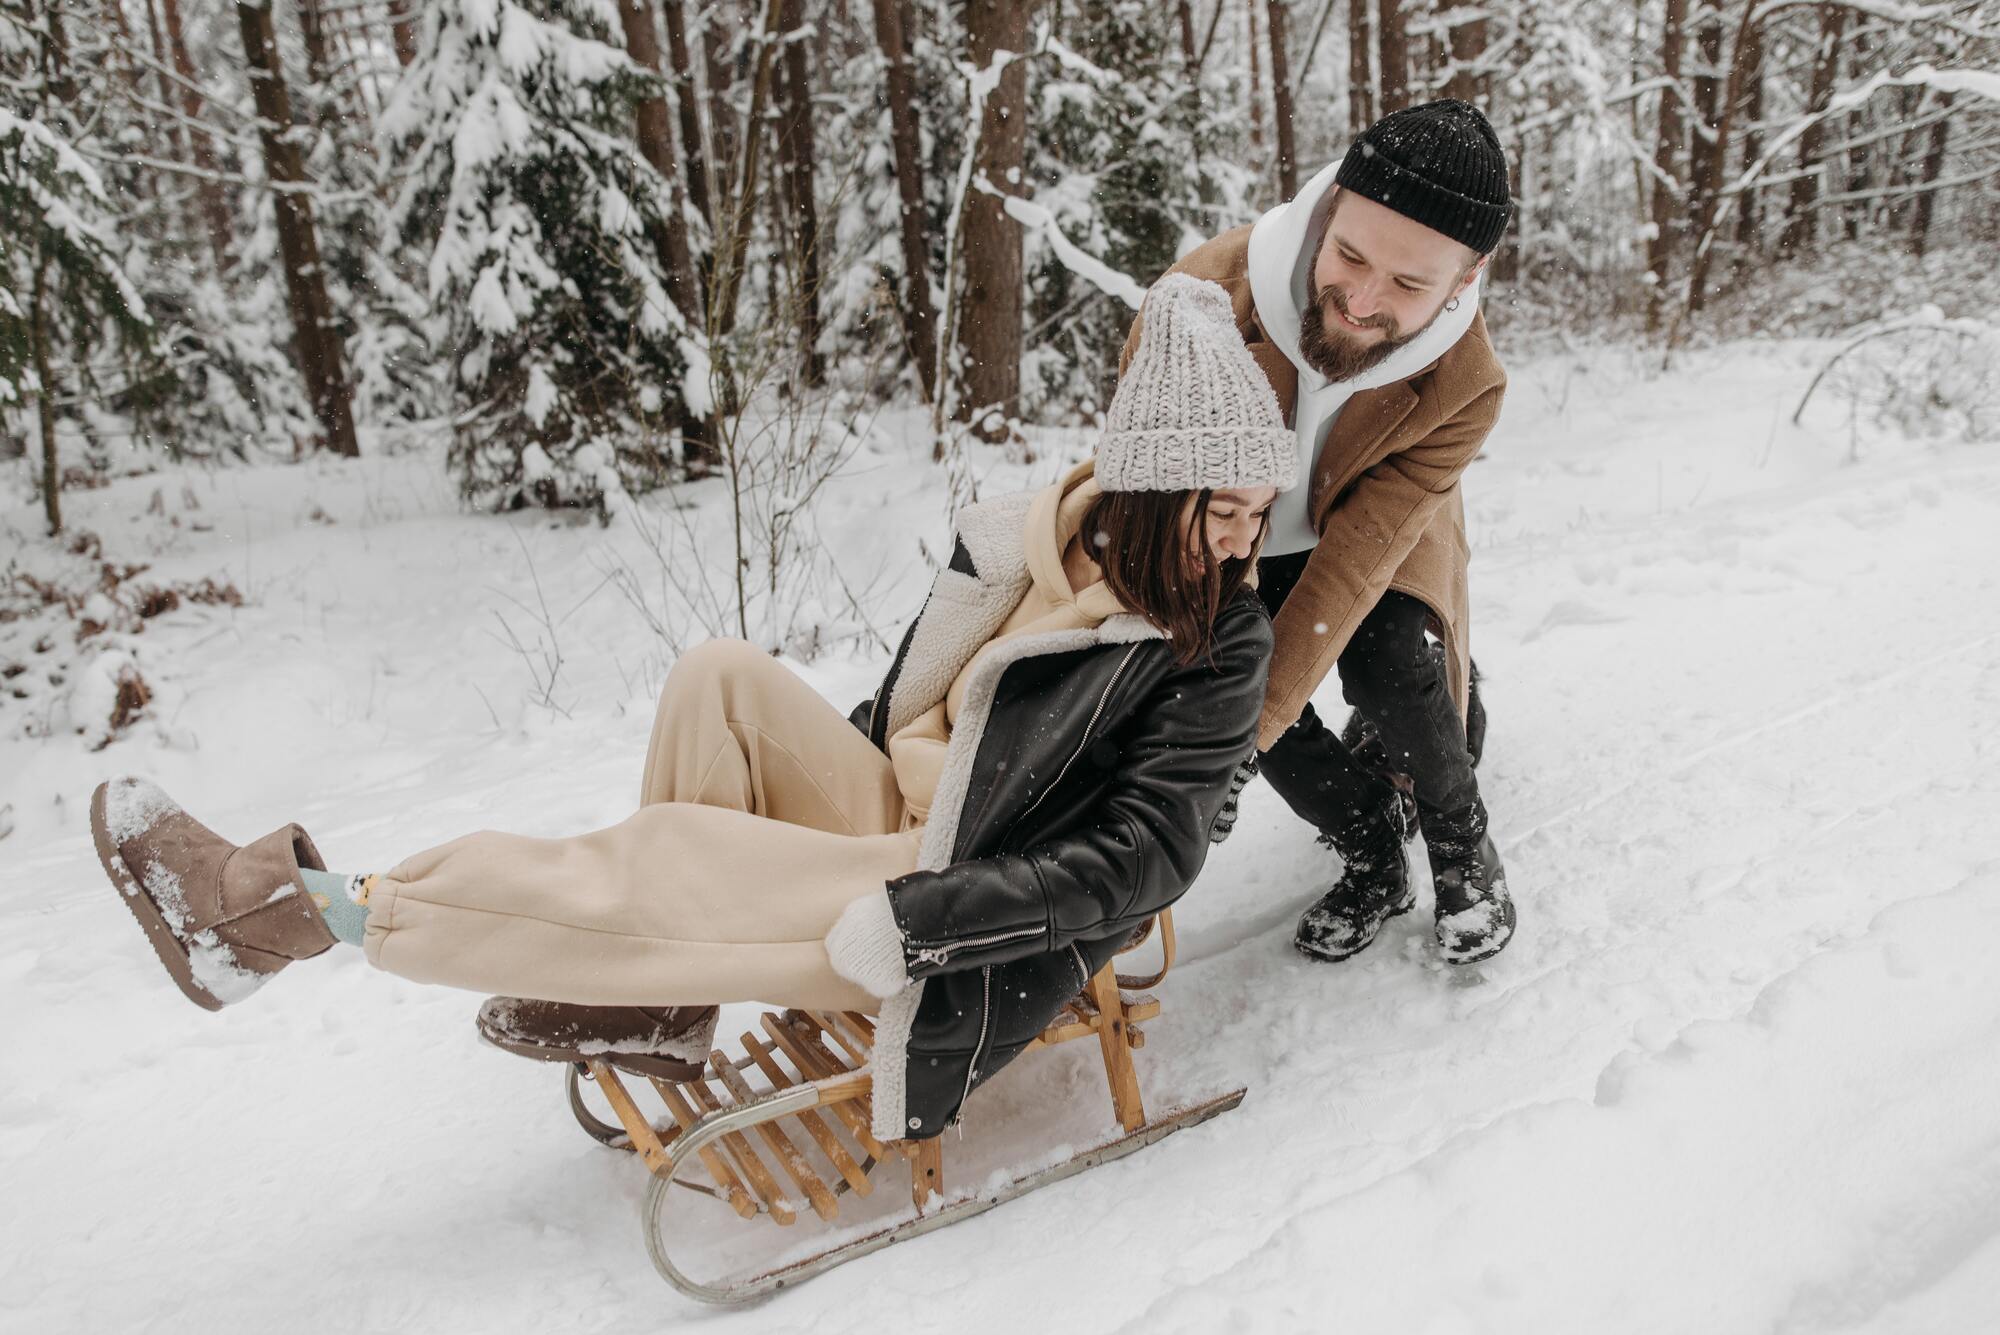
1, 532, 240, 748
1795, 309, 2000, 454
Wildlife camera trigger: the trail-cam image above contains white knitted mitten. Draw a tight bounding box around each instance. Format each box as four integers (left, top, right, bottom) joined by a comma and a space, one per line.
825, 891, 911, 999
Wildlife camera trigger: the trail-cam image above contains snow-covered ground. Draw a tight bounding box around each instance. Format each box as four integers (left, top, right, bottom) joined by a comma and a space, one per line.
5, 339, 1999, 1333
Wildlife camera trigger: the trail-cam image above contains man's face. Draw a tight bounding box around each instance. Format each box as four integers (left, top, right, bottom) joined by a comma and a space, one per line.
1298, 189, 1486, 381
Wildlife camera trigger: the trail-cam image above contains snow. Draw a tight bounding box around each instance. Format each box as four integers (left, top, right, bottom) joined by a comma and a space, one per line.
98, 775, 176, 847
6, 339, 2000, 1329
993, 183, 1148, 311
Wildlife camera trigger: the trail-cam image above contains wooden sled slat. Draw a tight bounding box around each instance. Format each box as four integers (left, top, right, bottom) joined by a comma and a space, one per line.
707, 1052, 840, 1222
582, 1062, 672, 1175
652, 1078, 763, 1221
683, 1076, 799, 1224
758, 1013, 888, 1160
800, 1009, 871, 1068
738, 1033, 873, 1197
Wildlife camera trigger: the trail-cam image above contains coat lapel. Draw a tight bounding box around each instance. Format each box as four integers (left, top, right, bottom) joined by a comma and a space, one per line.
1305, 380, 1422, 518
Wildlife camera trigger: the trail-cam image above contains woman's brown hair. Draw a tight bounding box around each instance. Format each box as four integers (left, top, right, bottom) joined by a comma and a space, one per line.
1081, 488, 1264, 666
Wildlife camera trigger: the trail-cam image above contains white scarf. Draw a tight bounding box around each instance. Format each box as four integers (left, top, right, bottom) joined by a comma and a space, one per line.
1247, 158, 1483, 556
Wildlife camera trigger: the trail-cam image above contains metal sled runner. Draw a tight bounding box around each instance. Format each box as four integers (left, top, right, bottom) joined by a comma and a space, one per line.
553, 910, 1244, 1303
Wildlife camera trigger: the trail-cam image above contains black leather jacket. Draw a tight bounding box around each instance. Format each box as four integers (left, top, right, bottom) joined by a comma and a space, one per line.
851, 575, 1270, 1135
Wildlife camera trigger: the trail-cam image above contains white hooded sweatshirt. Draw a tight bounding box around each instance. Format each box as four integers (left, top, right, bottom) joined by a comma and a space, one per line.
1248, 158, 1483, 556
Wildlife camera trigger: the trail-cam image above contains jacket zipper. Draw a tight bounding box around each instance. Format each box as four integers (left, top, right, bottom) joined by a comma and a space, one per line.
907, 925, 1041, 968
949, 965, 995, 1134
907, 642, 1145, 971
1000, 642, 1143, 849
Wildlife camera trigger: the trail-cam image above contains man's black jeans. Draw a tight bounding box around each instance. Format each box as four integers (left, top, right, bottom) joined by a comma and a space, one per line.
1255, 549, 1481, 836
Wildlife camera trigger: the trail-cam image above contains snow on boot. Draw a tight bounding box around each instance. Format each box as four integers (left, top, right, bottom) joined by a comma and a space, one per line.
90, 776, 336, 1011
1425, 802, 1515, 965
1293, 798, 1415, 962
476, 997, 719, 1082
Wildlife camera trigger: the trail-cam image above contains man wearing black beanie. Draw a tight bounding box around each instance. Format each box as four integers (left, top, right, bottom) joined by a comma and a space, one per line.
1121, 99, 1517, 966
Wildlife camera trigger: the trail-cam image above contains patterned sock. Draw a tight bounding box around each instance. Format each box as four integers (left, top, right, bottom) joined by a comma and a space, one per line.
299, 868, 377, 947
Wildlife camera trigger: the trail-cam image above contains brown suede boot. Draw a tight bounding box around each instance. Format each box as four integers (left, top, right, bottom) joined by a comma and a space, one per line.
475, 996, 719, 1082
90, 776, 337, 1011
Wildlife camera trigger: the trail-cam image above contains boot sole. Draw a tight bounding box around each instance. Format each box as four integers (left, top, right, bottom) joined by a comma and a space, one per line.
1293, 894, 1418, 963
476, 1019, 707, 1083
90, 781, 225, 1012
1440, 934, 1512, 966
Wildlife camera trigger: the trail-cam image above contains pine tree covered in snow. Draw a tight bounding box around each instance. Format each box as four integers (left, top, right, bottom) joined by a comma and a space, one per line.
382, 0, 707, 513
0, 11, 163, 532
1023, 3, 1251, 418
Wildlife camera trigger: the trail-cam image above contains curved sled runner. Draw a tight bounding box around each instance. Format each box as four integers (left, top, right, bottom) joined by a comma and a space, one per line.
528, 911, 1245, 1303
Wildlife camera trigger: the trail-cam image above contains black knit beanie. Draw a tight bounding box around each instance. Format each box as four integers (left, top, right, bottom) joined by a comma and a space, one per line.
1333, 99, 1512, 254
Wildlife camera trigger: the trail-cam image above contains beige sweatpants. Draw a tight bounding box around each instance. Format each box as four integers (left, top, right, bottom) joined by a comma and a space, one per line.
363, 639, 920, 1011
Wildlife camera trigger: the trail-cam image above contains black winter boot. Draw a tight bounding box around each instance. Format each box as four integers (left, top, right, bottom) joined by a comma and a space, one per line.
1423, 800, 1515, 964
1293, 797, 1415, 962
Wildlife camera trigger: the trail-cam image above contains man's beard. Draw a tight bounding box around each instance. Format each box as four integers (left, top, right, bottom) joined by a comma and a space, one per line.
1297, 282, 1444, 382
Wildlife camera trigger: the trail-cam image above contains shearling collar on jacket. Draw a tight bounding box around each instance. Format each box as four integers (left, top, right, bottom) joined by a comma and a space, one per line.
867, 469, 1166, 1141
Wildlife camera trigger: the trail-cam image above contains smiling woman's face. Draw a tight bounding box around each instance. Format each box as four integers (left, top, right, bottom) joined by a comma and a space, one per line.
1185, 486, 1277, 564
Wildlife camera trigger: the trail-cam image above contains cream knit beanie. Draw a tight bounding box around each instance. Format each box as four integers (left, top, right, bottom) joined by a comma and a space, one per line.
1096, 274, 1298, 494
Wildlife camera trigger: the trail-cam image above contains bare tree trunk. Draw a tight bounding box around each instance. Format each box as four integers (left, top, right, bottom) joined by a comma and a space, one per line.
661, 0, 714, 226
1377, 0, 1407, 114
1176, 0, 1199, 70
1645, 0, 1687, 332
1445, 13, 1487, 103
702, 7, 739, 220
617, 0, 716, 472
30, 246, 60, 535
40, 0, 77, 105
296, 0, 370, 139
1909, 95, 1953, 258
1779, 3, 1847, 258
776, 0, 824, 384
1247, 0, 1264, 159
1267, 0, 1298, 199
872, 0, 937, 397
1348, 0, 1372, 133
132, 0, 184, 208
709, 0, 787, 341
391, 6, 418, 66
956, 0, 1040, 438
162, 0, 236, 270
237, 0, 359, 457
1840, 28, 1871, 242
1680, 2, 1774, 328
617, 0, 703, 325
1733, 17, 1764, 249
297, 0, 335, 84
1685, 5, 1723, 248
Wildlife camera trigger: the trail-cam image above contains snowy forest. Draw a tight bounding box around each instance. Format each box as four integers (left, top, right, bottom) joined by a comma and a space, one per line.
8, 0, 2000, 1330
8, 0, 1999, 526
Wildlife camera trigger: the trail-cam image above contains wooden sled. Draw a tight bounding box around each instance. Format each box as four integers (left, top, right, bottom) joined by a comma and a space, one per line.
555, 910, 1245, 1303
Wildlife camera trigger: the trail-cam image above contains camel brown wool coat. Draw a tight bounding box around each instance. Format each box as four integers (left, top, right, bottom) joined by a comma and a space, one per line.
1120, 223, 1505, 751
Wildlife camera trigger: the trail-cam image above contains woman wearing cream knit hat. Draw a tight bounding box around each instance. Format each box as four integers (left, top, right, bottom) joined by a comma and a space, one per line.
87, 275, 1292, 1168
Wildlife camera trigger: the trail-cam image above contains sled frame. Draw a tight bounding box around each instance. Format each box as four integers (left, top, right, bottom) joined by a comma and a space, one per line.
564, 909, 1244, 1303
